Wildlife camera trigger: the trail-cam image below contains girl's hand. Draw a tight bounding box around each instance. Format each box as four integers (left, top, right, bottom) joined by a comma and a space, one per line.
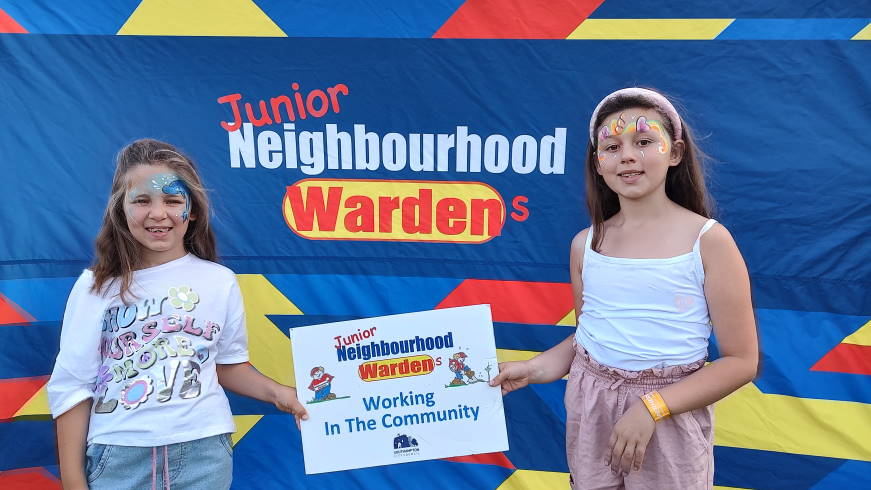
489, 361, 532, 395
606, 400, 655, 474
272, 385, 309, 429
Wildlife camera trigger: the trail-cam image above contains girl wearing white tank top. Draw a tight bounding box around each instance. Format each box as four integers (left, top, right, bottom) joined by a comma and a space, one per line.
492, 88, 758, 489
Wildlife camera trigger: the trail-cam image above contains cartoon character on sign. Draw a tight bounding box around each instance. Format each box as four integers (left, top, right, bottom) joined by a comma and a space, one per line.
448, 352, 477, 386
308, 366, 337, 402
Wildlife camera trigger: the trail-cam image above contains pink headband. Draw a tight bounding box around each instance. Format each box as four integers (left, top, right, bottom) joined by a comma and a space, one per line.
589, 88, 683, 144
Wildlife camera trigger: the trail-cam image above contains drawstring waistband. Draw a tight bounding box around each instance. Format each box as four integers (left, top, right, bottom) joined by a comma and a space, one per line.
573, 342, 704, 390
151, 446, 170, 490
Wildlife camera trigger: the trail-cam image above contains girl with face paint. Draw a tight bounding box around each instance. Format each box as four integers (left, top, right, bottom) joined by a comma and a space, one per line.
491, 88, 758, 489
48, 139, 308, 490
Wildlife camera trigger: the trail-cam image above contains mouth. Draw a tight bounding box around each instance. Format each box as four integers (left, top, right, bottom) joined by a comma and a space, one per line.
617, 170, 644, 182
617, 170, 644, 177
145, 227, 172, 234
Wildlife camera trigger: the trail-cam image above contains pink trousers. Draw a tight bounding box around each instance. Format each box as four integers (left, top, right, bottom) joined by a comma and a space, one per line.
565, 343, 714, 489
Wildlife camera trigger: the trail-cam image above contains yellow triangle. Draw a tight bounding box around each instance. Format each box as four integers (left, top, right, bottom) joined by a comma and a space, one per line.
14, 384, 50, 418
842, 319, 871, 347
496, 469, 568, 489
556, 310, 576, 326
852, 22, 871, 40
118, 0, 286, 37
231, 414, 263, 445
236, 274, 302, 386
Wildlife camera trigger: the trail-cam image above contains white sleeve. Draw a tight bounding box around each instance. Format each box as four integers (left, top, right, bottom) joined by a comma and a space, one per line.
215, 276, 249, 364
47, 270, 103, 418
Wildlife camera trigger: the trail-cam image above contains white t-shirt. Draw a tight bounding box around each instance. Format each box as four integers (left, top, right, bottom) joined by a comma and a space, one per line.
47, 254, 249, 446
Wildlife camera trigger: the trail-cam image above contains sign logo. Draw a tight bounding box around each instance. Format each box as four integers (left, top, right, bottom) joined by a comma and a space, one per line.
283, 179, 528, 243
393, 433, 420, 457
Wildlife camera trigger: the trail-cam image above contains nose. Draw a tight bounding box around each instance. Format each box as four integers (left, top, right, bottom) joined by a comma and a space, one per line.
147, 201, 169, 220
619, 145, 640, 164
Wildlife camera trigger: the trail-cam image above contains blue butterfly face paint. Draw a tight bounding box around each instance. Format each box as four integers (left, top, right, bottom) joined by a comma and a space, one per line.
149, 173, 192, 222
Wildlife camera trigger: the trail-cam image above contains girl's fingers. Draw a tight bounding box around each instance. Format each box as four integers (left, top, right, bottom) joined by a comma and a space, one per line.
605, 431, 617, 465
633, 444, 646, 471
620, 441, 636, 474
609, 435, 626, 472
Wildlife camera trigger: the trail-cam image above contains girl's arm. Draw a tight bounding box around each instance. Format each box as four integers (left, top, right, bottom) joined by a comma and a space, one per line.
216, 363, 308, 426
656, 224, 758, 411
490, 229, 587, 393
608, 224, 758, 474
55, 399, 91, 490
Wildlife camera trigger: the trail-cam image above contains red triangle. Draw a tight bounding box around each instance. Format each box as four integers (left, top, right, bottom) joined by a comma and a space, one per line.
0, 376, 49, 421
0, 8, 27, 33
0, 468, 61, 489
437, 280, 573, 324
811, 343, 871, 376
444, 451, 515, 469
434, 0, 605, 39
0, 293, 33, 325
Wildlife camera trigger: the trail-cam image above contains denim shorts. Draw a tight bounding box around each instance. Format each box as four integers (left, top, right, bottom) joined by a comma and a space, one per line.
86, 433, 233, 490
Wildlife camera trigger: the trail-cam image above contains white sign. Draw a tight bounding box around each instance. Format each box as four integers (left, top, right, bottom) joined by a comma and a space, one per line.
289, 304, 509, 474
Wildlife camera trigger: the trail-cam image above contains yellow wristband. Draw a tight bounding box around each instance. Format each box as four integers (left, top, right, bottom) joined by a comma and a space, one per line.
640, 390, 670, 421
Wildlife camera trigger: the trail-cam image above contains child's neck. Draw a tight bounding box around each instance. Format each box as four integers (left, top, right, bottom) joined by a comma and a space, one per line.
137, 248, 189, 270
615, 191, 678, 227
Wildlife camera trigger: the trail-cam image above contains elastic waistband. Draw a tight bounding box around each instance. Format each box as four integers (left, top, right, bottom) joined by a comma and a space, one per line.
573, 341, 704, 389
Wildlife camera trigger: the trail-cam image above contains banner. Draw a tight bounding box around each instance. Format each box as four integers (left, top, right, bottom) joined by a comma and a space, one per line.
290, 305, 507, 474
1, 7, 869, 489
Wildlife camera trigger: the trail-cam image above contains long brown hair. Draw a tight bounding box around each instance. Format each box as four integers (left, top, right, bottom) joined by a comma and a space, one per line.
585, 90, 713, 251
91, 139, 217, 302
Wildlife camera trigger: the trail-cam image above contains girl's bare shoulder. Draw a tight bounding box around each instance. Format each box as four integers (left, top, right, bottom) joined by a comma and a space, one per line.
569, 227, 590, 264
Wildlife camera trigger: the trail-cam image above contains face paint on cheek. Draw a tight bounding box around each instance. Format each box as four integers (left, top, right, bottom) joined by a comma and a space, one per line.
597, 152, 606, 165
150, 173, 192, 222
643, 119, 671, 154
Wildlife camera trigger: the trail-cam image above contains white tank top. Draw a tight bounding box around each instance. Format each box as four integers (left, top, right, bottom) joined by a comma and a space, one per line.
574, 219, 717, 370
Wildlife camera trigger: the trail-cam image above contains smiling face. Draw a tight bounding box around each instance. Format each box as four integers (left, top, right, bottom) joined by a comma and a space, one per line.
124, 164, 194, 268
595, 107, 683, 201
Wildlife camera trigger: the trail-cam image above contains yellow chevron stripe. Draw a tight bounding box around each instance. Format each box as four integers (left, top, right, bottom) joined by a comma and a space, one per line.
852, 22, 871, 40
715, 381, 871, 462
568, 19, 734, 40
236, 274, 302, 385
557, 310, 576, 326
497, 348, 539, 363
13, 384, 50, 418
841, 319, 871, 346
231, 414, 263, 445
496, 469, 568, 489
118, 0, 286, 37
